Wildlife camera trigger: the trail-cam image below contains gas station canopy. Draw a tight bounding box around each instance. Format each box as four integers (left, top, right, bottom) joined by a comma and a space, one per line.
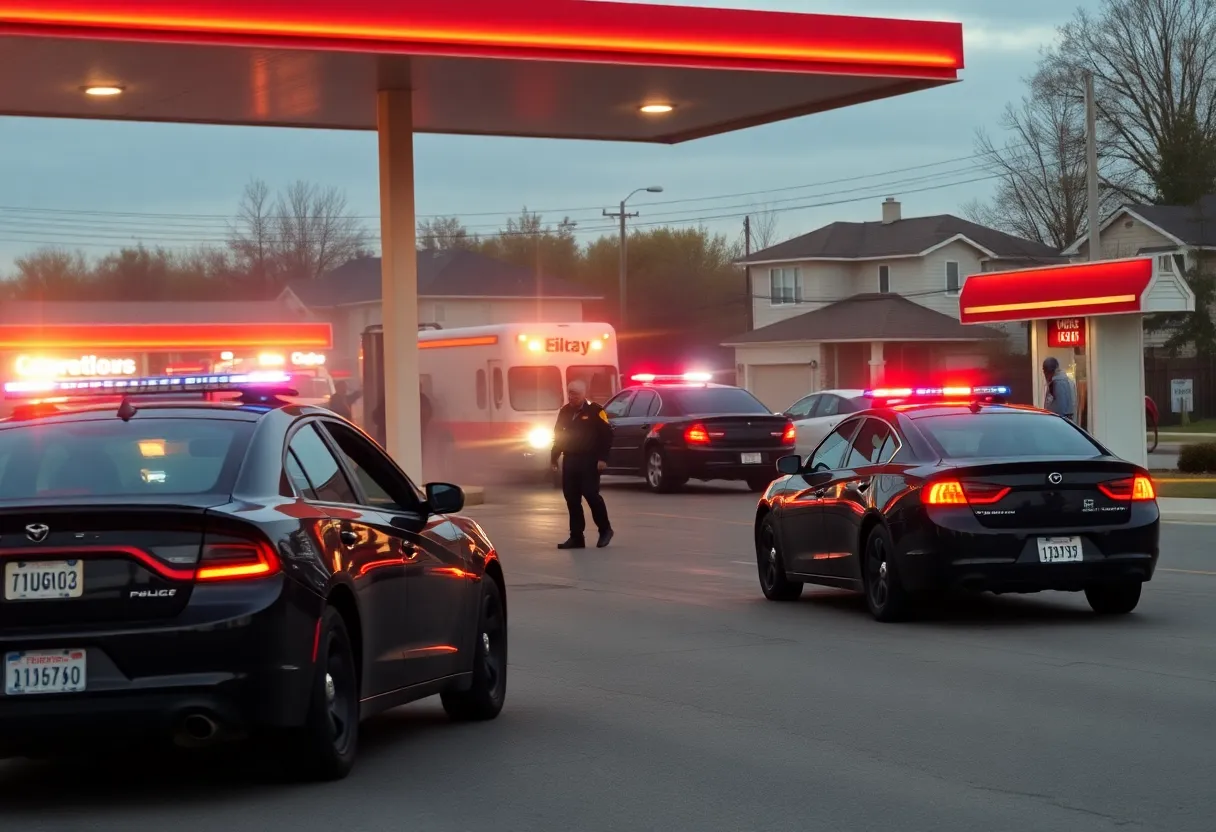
958, 258, 1196, 325
0, 0, 963, 141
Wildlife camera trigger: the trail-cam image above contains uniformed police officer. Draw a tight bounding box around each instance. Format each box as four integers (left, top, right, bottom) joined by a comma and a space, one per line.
550, 379, 614, 549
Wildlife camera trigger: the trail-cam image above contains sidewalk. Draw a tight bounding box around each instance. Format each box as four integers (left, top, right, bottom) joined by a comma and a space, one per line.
1159, 497, 1216, 524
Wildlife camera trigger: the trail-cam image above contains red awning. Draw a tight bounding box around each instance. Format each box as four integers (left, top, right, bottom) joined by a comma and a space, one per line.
0, 322, 333, 350
959, 258, 1154, 325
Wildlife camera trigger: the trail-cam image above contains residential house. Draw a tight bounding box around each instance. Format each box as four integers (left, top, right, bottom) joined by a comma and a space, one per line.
1061, 197, 1214, 351
279, 249, 601, 374
724, 198, 1065, 410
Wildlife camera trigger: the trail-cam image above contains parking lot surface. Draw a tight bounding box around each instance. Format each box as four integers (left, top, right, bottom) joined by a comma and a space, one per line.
2, 478, 1214, 831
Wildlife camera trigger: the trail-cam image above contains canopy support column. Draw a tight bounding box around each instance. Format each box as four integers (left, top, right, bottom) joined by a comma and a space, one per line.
377, 88, 422, 480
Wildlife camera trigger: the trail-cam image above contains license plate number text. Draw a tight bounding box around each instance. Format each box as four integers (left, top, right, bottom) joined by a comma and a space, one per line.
741, 453, 762, 464
5, 650, 87, 696
4, 560, 83, 601
1037, 537, 1083, 563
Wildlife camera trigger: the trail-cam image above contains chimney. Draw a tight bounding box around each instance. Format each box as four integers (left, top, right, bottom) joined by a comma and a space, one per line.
882, 197, 901, 225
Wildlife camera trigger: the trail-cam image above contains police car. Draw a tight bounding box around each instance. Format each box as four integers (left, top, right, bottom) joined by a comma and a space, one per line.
0, 371, 506, 779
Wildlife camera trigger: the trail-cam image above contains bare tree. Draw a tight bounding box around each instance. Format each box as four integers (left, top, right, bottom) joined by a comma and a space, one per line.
228, 179, 279, 290
963, 66, 1095, 249
748, 207, 781, 250
417, 216, 476, 250
1045, 0, 1216, 205
10, 247, 91, 299
272, 181, 371, 281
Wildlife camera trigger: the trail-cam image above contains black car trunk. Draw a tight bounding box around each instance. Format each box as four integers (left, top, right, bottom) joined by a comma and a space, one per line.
688, 414, 792, 449
0, 497, 221, 630
935, 457, 1147, 530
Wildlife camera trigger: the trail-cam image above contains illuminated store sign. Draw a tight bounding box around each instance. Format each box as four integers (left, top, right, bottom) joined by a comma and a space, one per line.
14, 354, 138, 378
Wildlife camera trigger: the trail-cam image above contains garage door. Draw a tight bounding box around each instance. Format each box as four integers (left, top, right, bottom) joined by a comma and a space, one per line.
749, 364, 814, 412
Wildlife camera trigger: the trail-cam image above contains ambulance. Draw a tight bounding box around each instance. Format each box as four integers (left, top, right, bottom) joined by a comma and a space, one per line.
363, 322, 619, 480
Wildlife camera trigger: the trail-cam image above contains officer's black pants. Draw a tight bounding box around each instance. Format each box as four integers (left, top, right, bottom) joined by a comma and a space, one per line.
561, 454, 611, 539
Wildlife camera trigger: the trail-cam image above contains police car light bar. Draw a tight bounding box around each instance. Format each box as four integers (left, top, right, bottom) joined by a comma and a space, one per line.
631, 371, 714, 383
3, 371, 295, 400
862, 385, 1011, 399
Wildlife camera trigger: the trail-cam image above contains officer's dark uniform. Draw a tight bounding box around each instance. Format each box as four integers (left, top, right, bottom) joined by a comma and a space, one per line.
551, 400, 614, 549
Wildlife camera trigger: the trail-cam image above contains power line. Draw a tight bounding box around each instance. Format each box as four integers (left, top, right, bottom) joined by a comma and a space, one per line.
0, 145, 1072, 252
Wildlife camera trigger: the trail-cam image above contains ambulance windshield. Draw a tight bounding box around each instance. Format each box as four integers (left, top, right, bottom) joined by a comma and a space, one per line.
566, 366, 618, 402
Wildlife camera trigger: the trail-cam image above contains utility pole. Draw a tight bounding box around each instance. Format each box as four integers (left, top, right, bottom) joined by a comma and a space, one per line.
1085, 71, 1100, 263
603, 186, 662, 331
743, 216, 752, 331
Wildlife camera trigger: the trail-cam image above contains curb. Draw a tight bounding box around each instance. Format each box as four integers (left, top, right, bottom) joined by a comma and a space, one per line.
460, 486, 486, 506
1161, 513, 1216, 524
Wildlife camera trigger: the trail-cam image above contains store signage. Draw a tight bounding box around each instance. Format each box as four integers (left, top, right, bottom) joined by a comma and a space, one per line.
14, 354, 137, 378
291, 351, 326, 367
1047, 318, 1086, 348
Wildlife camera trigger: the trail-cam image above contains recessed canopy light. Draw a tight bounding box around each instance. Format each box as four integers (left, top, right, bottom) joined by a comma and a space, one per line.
83, 86, 124, 97
639, 103, 674, 114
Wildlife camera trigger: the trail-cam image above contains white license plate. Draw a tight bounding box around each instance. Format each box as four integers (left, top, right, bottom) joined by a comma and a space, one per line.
1037, 536, 1083, 563
741, 453, 762, 464
5, 649, 87, 696
4, 560, 83, 601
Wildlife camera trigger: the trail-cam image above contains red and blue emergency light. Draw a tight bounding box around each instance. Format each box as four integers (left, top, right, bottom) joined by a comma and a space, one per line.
3, 371, 295, 400
862, 384, 1011, 400
631, 371, 714, 384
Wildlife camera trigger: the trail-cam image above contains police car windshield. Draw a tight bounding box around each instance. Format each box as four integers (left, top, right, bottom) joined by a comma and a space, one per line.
0, 418, 254, 500
662, 387, 772, 416
914, 412, 1102, 458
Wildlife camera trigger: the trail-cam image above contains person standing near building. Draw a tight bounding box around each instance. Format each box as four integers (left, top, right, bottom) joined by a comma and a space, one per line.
1042, 357, 1077, 422
551, 379, 614, 549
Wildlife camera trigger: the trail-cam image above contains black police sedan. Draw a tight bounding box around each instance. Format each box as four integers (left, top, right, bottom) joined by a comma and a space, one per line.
754, 386, 1159, 621
602, 374, 796, 492
0, 372, 506, 780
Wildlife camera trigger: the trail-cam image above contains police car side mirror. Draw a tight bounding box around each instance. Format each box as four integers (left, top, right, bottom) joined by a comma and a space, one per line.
776, 454, 802, 476
425, 482, 465, 515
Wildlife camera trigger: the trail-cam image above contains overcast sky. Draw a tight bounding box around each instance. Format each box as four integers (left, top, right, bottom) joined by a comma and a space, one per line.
0, 0, 1103, 269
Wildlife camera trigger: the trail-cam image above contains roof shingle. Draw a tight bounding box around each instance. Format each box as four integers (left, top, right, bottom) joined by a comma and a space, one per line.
724, 293, 1006, 344
740, 214, 1063, 263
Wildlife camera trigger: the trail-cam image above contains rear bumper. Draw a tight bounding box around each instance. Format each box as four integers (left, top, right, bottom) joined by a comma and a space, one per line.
674, 446, 789, 481
0, 576, 320, 754
894, 504, 1160, 594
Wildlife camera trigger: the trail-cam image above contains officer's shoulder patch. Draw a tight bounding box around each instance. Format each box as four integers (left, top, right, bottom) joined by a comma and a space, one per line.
597, 409, 609, 422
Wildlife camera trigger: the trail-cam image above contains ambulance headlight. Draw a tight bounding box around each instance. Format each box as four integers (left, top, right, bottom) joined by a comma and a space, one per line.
526, 427, 554, 449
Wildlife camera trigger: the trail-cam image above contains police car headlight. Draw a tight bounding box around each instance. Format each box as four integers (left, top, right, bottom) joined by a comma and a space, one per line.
526, 427, 553, 449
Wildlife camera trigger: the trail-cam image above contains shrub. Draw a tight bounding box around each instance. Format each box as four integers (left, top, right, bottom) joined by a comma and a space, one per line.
1177, 442, 1216, 474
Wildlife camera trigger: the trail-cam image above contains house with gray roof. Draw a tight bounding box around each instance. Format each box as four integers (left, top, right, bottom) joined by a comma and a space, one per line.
1060, 197, 1216, 353
723, 198, 1064, 410
279, 249, 600, 374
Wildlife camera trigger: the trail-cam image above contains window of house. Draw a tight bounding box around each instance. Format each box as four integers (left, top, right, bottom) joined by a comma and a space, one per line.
878, 265, 891, 294
769, 267, 802, 305
945, 261, 961, 295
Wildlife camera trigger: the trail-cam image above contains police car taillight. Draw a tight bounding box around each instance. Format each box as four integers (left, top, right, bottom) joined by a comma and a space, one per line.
196, 533, 281, 582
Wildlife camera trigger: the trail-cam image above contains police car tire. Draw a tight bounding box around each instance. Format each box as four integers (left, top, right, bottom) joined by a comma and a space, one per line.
284, 606, 359, 781
1085, 581, 1142, 615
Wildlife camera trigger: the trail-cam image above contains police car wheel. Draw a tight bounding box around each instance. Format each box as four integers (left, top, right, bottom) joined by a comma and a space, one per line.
644, 447, 683, 493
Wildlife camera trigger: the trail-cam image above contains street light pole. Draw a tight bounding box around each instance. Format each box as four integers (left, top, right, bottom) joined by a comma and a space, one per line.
604, 185, 663, 330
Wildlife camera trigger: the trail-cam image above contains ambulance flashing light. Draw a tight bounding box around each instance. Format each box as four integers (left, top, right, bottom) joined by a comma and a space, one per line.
3, 371, 295, 400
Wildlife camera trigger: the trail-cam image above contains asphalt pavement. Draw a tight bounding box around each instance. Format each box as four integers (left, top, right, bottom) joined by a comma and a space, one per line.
2, 478, 1215, 831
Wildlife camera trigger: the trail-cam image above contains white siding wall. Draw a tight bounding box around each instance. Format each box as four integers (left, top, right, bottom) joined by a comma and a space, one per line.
750, 262, 850, 329
1074, 214, 1177, 260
